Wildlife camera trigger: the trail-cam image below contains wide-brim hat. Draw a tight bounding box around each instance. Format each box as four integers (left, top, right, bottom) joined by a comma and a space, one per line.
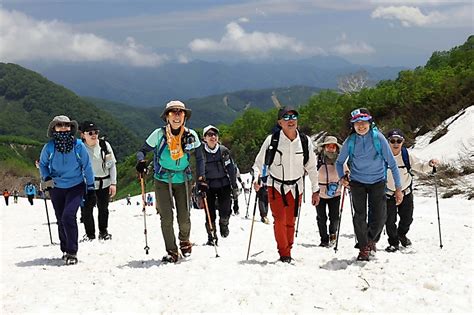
203, 125, 219, 136
160, 100, 192, 122
278, 106, 299, 120
350, 108, 372, 123
79, 121, 100, 133
47, 115, 78, 137
318, 135, 342, 150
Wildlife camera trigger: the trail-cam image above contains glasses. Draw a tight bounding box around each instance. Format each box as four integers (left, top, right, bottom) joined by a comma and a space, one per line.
282, 114, 298, 121
56, 123, 70, 128
86, 130, 99, 136
205, 132, 218, 137
389, 138, 403, 144
168, 109, 184, 116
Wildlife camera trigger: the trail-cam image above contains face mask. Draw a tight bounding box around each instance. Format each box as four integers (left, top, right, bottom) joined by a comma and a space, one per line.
53, 131, 74, 153
324, 151, 338, 162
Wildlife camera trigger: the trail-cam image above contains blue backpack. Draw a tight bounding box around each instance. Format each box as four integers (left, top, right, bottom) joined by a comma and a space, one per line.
347, 124, 385, 168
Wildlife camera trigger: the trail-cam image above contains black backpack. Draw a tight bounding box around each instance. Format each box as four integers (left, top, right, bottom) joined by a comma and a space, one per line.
98, 136, 110, 171
264, 129, 309, 167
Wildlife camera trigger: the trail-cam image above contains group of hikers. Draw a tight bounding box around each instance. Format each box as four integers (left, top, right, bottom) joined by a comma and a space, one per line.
36, 101, 438, 265
2, 182, 39, 206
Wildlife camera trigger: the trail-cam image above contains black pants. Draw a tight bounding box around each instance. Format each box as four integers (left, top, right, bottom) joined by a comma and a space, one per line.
206, 185, 231, 232
315, 196, 340, 243
257, 187, 269, 218
350, 180, 387, 248
4, 196, 9, 206
386, 192, 414, 246
81, 187, 110, 237
27, 194, 34, 205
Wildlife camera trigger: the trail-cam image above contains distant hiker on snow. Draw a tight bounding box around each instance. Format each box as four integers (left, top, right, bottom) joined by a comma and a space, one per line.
39, 115, 94, 265
200, 125, 239, 246
253, 106, 320, 263
336, 108, 403, 261
384, 129, 439, 252
126, 194, 132, 205
315, 135, 343, 248
24, 182, 36, 205
79, 121, 117, 242
3, 189, 10, 206
146, 193, 153, 206
136, 100, 205, 263
13, 190, 19, 204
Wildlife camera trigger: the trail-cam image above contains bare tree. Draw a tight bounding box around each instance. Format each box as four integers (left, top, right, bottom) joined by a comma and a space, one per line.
337, 70, 369, 94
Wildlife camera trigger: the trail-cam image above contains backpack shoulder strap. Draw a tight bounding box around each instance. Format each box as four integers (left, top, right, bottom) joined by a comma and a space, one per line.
347, 133, 356, 167
401, 147, 412, 174
371, 125, 383, 159
299, 132, 309, 166
264, 131, 280, 167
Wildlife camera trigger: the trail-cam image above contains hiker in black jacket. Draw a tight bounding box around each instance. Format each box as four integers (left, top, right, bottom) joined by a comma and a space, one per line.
201, 125, 239, 245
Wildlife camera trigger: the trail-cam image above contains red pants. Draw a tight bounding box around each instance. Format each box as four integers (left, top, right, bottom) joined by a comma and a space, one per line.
268, 187, 301, 258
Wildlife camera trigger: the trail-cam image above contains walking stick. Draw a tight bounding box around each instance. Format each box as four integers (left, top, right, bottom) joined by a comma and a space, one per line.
246, 190, 260, 260
347, 188, 358, 245
334, 186, 347, 253
139, 173, 150, 254
295, 195, 303, 238
432, 167, 443, 249
40, 182, 54, 245
202, 192, 219, 257
245, 174, 255, 219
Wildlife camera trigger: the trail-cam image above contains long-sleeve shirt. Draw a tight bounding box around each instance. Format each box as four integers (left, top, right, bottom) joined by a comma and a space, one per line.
84, 141, 117, 190
317, 158, 342, 199
386, 150, 433, 194
336, 130, 402, 189
252, 130, 319, 197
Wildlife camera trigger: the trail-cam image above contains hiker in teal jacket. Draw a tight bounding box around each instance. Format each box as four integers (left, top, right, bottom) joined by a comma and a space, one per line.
24, 182, 37, 205
336, 108, 403, 261
39, 115, 94, 265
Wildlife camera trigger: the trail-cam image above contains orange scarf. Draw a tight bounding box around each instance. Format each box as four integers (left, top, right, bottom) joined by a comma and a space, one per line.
166, 125, 185, 160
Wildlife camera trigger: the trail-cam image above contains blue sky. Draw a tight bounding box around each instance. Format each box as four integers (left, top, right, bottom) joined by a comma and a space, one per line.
0, 0, 472, 67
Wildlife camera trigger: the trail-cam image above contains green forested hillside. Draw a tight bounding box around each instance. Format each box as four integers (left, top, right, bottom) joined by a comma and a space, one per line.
0, 63, 140, 160
85, 85, 321, 139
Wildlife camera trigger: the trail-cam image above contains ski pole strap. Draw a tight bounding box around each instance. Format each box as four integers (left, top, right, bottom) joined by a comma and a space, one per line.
269, 175, 301, 216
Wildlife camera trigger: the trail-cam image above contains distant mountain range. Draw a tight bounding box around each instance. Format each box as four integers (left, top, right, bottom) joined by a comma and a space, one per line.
24, 56, 405, 107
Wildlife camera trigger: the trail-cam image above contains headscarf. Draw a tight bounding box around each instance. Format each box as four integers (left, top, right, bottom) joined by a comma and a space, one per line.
53, 131, 75, 153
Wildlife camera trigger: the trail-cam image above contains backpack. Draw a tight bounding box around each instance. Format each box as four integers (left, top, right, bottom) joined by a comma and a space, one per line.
400, 146, 412, 175
98, 137, 110, 171
264, 130, 309, 168
46, 139, 83, 169
347, 124, 385, 168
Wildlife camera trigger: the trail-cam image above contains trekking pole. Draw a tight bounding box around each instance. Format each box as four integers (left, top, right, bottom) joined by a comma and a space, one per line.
139, 172, 150, 255
245, 174, 255, 219
246, 188, 260, 260
295, 194, 303, 238
432, 167, 443, 249
347, 189, 357, 245
242, 184, 248, 207
40, 182, 54, 245
202, 193, 219, 258
334, 186, 347, 253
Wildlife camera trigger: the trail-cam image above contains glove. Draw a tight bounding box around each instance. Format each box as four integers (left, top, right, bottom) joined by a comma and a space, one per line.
197, 180, 208, 194
136, 160, 147, 174
42, 176, 54, 191
231, 186, 240, 200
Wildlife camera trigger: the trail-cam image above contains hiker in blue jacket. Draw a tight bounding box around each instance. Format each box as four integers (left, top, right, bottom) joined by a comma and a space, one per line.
336, 108, 403, 261
39, 115, 95, 265
24, 182, 37, 205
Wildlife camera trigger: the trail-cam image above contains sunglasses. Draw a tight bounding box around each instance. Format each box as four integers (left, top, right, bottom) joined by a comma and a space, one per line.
205, 132, 218, 137
56, 123, 71, 128
168, 109, 184, 116
389, 138, 403, 144
85, 130, 99, 136
282, 114, 298, 121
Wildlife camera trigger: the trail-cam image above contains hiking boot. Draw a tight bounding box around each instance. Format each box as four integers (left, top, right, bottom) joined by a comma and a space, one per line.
98, 231, 112, 241
399, 235, 412, 247
234, 210, 240, 215
65, 253, 78, 265
319, 241, 329, 248
162, 250, 179, 263
206, 237, 218, 246
368, 240, 377, 255
61, 252, 67, 261
280, 256, 292, 263
82, 234, 95, 242
385, 245, 399, 252
261, 217, 269, 224
357, 245, 370, 261
220, 224, 229, 238
180, 240, 193, 257
329, 233, 337, 244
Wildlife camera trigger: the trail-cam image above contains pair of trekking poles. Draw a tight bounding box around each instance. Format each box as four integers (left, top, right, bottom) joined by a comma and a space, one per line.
333, 166, 444, 252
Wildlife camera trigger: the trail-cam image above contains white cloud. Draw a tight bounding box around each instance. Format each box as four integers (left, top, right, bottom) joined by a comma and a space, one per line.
0, 8, 168, 66
189, 21, 324, 57
371, 6, 445, 26
331, 34, 376, 55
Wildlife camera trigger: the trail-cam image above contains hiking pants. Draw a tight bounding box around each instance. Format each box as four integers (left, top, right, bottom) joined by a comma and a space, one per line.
268, 187, 301, 258
27, 194, 34, 205
81, 187, 110, 237
205, 185, 232, 235
4, 196, 9, 206
386, 192, 414, 246
50, 183, 85, 254
155, 180, 191, 252
315, 196, 341, 243
350, 180, 387, 248
258, 187, 269, 218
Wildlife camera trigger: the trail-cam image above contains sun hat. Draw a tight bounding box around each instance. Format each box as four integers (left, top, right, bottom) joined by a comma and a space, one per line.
160, 100, 192, 122
47, 115, 78, 137
203, 125, 219, 136
350, 108, 372, 123
318, 135, 342, 150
